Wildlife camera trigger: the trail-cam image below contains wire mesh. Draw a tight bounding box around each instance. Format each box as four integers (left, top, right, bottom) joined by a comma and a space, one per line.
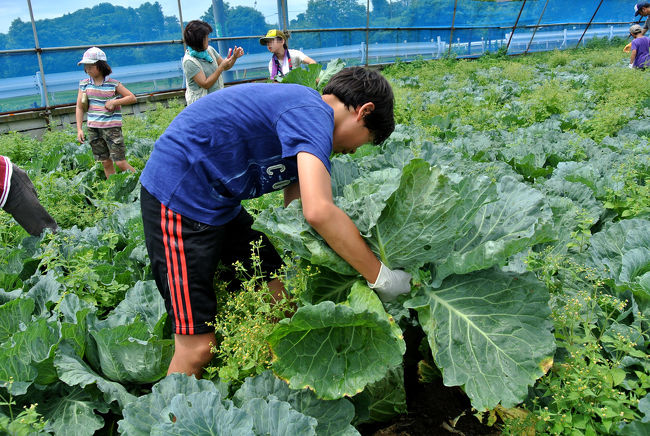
0, 0, 637, 113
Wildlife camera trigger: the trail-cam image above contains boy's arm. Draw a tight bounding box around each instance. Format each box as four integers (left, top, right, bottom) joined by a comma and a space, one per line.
296, 152, 381, 282
631, 48, 637, 67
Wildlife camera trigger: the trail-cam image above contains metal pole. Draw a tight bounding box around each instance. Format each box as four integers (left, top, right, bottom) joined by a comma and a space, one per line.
447, 0, 459, 56
506, 0, 527, 51
276, 0, 283, 28
280, 0, 288, 31
211, 0, 232, 81
27, 0, 50, 109
365, 0, 370, 66
525, 0, 549, 54
177, 0, 186, 50
576, 0, 605, 47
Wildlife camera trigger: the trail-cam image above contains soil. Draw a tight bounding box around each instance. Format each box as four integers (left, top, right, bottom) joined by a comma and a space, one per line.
357, 324, 502, 436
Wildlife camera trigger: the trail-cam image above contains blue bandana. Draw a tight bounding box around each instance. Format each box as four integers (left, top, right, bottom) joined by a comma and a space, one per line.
187, 47, 213, 63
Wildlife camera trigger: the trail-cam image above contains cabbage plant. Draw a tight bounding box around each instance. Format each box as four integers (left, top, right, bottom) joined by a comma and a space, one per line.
254, 147, 557, 411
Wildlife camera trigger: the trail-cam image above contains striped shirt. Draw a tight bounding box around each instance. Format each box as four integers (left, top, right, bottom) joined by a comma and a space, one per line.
0, 155, 13, 208
79, 77, 123, 128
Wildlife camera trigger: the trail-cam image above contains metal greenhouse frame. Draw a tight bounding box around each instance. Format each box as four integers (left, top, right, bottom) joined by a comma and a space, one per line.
0, 0, 634, 116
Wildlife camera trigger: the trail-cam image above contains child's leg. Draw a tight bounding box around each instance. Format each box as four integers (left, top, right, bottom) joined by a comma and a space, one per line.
114, 160, 135, 173
105, 127, 134, 174
87, 127, 113, 178
140, 186, 224, 377
168, 332, 216, 377
101, 159, 115, 178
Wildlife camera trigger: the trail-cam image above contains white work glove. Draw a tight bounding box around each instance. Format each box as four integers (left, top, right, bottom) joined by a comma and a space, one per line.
629, 63, 634, 69
367, 262, 412, 302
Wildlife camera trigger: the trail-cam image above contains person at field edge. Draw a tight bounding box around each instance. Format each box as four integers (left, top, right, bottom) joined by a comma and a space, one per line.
634, 2, 650, 35
75, 47, 136, 179
182, 20, 244, 105
0, 155, 58, 236
139, 67, 411, 378
260, 29, 317, 81
629, 24, 650, 69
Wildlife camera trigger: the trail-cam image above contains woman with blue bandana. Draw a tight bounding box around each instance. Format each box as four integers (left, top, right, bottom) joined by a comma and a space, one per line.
182, 20, 244, 105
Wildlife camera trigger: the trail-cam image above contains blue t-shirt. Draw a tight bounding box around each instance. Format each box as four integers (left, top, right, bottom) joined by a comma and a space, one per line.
632, 36, 650, 68
140, 83, 334, 225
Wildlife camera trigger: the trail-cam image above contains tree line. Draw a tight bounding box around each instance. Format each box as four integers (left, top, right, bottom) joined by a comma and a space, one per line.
0, 0, 633, 79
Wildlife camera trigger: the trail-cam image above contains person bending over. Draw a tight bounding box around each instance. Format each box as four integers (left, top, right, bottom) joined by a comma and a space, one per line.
139, 67, 411, 378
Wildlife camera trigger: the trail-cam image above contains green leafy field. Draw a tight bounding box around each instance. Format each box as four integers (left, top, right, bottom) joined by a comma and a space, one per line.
0, 41, 649, 435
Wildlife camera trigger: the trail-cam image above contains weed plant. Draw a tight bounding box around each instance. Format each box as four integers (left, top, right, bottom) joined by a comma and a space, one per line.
206, 240, 299, 386
0, 379, 46, 434
509, 246, 650, 435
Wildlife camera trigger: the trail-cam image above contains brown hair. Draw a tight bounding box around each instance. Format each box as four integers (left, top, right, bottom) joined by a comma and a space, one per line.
184, 20, 213, 51
323, 67, 395, 145
94, 60, 112, 77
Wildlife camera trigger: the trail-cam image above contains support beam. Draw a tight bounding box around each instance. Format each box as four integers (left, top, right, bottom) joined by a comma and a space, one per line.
448, 0, 459, 56
506, 0, 528, 52
577, 0, 605, 48
27, 0, 50, 109
525, 0, 549, 54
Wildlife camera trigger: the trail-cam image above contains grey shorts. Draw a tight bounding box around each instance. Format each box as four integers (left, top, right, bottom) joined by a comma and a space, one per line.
88, 126, 126, 162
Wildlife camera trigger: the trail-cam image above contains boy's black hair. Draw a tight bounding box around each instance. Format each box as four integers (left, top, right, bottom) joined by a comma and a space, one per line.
184, 20, 212, 52
94, 60, 112, 77
322, 67, 395, 145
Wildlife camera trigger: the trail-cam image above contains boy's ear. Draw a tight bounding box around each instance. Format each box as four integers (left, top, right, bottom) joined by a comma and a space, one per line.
355, 102, 375, 121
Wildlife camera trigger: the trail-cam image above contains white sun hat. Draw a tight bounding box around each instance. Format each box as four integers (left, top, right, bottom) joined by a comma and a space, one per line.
78, 47, 107, 65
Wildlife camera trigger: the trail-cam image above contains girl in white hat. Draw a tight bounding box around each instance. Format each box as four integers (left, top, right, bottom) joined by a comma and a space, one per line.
75, 47, 136, 178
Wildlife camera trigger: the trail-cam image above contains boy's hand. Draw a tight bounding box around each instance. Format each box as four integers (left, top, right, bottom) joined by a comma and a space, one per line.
367, 262, 412, 302
77, 130, 85, 143
105, 99, 118, 111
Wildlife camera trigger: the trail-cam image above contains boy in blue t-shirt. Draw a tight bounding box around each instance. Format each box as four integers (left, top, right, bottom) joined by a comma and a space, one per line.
629, 24, 650, 69
140, 67, 411, 377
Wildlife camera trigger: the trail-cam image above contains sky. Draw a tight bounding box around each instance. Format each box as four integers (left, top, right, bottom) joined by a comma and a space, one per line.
0, 0, 310, 34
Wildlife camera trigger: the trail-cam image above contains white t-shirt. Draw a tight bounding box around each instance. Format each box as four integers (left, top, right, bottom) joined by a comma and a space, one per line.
267, 49, 308, 79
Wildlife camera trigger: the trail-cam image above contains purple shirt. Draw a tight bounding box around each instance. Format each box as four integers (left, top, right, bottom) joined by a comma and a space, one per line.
632, 36, 650, 68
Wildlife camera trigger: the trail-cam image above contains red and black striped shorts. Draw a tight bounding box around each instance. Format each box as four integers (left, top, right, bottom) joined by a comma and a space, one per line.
140, 186, 283, 335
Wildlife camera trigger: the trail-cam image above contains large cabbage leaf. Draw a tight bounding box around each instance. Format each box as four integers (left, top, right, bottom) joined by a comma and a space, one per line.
587, 219, 650, 308
120, 372, 330, 436
268, 283, 405, 400
90, 319, 173, 384
95, 280, 165, 332
152, 392, 254, 436
241, 397, 317, 436
119, 373, 227, 436
351, 366, 407, 424
255, 159, 552, 284
39, 384, 108, 436
404, 269, 555, 411
233, 371, 359, 436
54, 343, 136, 409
